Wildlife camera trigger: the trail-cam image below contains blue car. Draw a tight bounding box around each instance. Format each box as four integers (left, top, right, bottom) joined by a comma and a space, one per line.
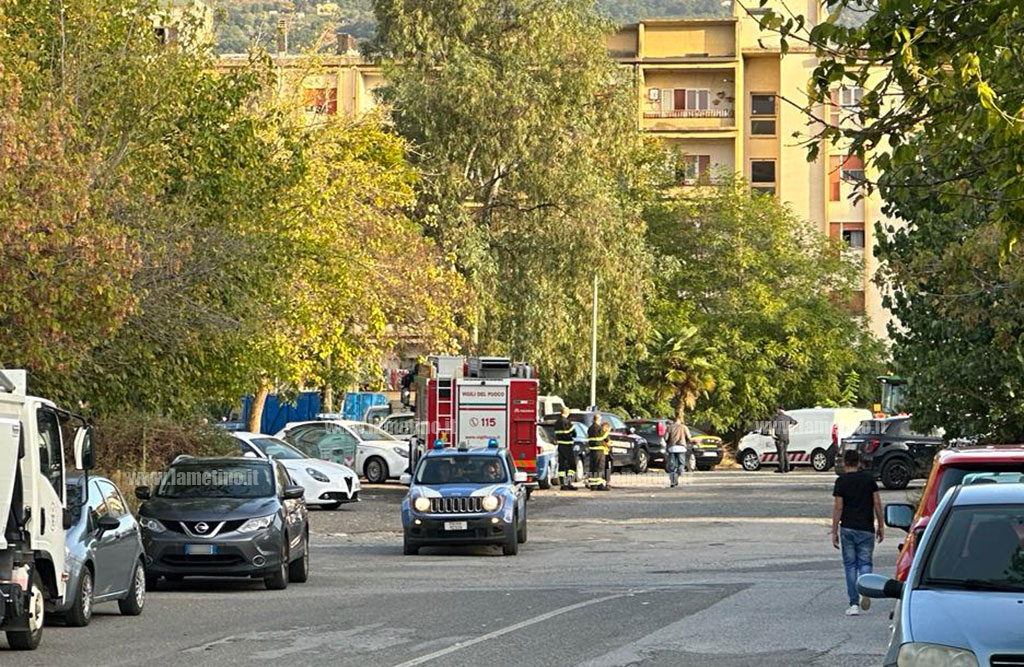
401, 443, 528, 556
859, 482, 1024, 666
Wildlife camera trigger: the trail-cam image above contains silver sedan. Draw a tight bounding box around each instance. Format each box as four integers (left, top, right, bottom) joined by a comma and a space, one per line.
51, 474, 146, 626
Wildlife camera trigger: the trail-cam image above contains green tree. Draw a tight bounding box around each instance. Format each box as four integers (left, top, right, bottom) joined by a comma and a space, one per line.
368, 0, 655, 393
642, 328, 717, 422
608, 180, 885, 432
756, 0, 1024, 439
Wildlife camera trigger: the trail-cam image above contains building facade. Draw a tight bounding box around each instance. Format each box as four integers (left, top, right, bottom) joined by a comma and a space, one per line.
610, 0, 893, 339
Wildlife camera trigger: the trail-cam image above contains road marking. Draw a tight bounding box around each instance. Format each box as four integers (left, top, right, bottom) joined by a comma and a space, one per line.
532, 516, 831, 526
386, 592, 629, 667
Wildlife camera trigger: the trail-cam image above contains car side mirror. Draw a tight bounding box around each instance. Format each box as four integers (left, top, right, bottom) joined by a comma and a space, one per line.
283, 485, 305, 500
857, 573, 903, 600
885, 503, 915, 532
400, 474, 412, 486
96, 514, 120, 533
513, 471, 528, 484
134, 486, 151, 500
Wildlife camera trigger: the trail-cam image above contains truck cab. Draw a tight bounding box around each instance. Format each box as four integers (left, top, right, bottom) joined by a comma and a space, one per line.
0, 370, 93, 650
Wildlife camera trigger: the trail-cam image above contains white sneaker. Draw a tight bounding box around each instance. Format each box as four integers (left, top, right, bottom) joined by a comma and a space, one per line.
859, 595, 871, 612
845, 605, 860, 616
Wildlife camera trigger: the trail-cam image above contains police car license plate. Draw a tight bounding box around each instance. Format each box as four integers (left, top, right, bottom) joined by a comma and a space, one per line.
185, 544, 217, 555
444, 521, 468, 531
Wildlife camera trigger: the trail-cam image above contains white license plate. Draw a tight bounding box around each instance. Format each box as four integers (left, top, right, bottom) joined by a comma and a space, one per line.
444, 521, 468, 531
700, 450, 717, 456
185, 544, 217, 555
844, 443, 857, 451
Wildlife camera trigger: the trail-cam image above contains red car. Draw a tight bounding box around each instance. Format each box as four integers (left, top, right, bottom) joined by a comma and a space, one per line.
889, 446, 1024, 581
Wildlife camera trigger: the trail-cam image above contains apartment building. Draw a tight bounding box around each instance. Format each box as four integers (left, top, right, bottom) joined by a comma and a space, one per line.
610, 0, 894, 340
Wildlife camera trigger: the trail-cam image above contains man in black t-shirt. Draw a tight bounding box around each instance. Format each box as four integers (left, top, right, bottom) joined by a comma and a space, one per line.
831, 450, 884, 616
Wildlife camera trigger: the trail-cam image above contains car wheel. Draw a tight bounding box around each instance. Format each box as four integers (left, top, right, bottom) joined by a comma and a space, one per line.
633, 447, 649, 474
118, 560, 146, 616
576, 455, 586, 481
6, 578, 44, 650
264, 546, 289, 590
288, 531, 310, 583
696, 464, 713, 472
65, 566, 93, 627
517, 511, 528, 544
538, 465, 551, 490
881, 458, 912, 490
740, 449, 761, 472
811, 448, 831, 473
403, 532, 419, 556
503, 516, 520, 556
364, 457, 389, 484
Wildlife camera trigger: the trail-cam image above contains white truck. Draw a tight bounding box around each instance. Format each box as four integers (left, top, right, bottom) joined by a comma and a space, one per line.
0, 369, 93, 650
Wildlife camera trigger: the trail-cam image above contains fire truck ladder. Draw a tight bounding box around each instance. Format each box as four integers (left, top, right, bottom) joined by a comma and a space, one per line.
435, 377, 454, 445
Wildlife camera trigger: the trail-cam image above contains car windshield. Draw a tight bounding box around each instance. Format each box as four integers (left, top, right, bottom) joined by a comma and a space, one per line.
349, 423, 396, 442
632, 423, 660, 435
922, 505, 1024, 592
249, 437, 306, 460
155, 462, 275, 499
938, 465, 1024, 501
416, 456, 507, 485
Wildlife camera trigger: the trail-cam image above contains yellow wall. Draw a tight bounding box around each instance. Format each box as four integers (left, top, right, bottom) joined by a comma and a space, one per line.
644, 24, 736, 58
607, 28, 638, 58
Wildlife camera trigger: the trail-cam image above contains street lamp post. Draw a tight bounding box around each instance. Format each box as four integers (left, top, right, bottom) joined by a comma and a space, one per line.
590, 274, 598, 410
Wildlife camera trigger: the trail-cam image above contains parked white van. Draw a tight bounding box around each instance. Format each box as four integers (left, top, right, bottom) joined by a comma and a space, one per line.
737, 407, 873, 472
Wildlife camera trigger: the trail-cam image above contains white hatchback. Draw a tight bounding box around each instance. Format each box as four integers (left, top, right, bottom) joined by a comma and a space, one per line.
275, 420, 411, 484
736, 407, 873, 472
231, 431, 361, 508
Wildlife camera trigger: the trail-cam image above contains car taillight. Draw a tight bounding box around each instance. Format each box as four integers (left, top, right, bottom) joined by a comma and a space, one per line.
865, 439, 880, 453
657, 422, 666, 437
831, 424, 838, 447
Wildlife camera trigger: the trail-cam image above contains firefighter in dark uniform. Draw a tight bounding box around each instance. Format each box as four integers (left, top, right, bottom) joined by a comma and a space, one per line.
586, 414, 609, 490
553, 406, 578, 491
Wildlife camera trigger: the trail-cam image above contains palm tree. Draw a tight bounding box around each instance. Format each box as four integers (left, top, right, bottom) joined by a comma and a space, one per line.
643, 328, 717, 423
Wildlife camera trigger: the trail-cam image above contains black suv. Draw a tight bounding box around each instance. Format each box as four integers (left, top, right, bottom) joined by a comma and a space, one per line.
840, 417, 944, 490
136, 457, 310, 590
564, 410, 650, 473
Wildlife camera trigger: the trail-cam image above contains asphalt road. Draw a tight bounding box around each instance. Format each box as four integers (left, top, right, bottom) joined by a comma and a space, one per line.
10, 469, 919, 666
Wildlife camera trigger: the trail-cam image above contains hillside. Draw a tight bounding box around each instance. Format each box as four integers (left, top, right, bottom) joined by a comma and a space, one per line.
214, 0, 730, 54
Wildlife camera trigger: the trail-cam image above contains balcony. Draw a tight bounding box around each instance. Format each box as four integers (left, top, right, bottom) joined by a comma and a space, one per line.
643, 108, 736, 132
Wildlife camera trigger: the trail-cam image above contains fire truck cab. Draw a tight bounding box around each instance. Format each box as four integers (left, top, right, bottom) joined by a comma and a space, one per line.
414, 357, 540, 492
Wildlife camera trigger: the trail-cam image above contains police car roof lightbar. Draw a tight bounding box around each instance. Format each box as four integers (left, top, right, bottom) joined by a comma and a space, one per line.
433, 439, 445, 449
487, 438, 499, 448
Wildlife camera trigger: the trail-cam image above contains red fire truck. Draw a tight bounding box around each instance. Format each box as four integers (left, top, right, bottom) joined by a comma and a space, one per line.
414, 357, 541, 487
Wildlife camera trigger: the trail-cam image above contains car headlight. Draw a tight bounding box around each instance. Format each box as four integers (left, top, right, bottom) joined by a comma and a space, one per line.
306, 467, 330, 483
481, 495, 500, 512
139, 517, 166, 533
413, 496, 431, 512
897, 643, 978, 667
237, 514, 276, 533
393, 446, 409, 457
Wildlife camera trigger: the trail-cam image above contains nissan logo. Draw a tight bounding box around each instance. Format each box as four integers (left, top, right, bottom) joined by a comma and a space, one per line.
195, 522, 210, 533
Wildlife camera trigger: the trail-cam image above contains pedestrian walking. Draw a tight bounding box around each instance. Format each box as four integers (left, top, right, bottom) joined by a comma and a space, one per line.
770, 408, 797, 473
665, 417, 691, 487
553, 406, 578, 491
831, 449, 884, 616
586, 415, 608, 490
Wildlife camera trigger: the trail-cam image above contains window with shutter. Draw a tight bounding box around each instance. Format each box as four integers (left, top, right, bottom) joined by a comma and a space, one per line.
674, 89, 686, 111
829, 155, 841, 201
661, 89, 673, 114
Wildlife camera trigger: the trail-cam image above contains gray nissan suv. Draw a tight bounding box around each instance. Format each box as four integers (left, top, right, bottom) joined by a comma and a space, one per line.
135, 457, 310, 590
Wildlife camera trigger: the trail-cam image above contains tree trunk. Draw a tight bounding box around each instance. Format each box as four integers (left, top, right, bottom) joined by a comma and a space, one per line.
323, 384, 334, 413
674, 390, 686, 423
247, 382, 270, 434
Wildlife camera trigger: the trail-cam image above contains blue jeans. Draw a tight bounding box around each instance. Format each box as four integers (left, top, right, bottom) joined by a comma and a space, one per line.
666, 450, 688, 486
841, 527, 875, 606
